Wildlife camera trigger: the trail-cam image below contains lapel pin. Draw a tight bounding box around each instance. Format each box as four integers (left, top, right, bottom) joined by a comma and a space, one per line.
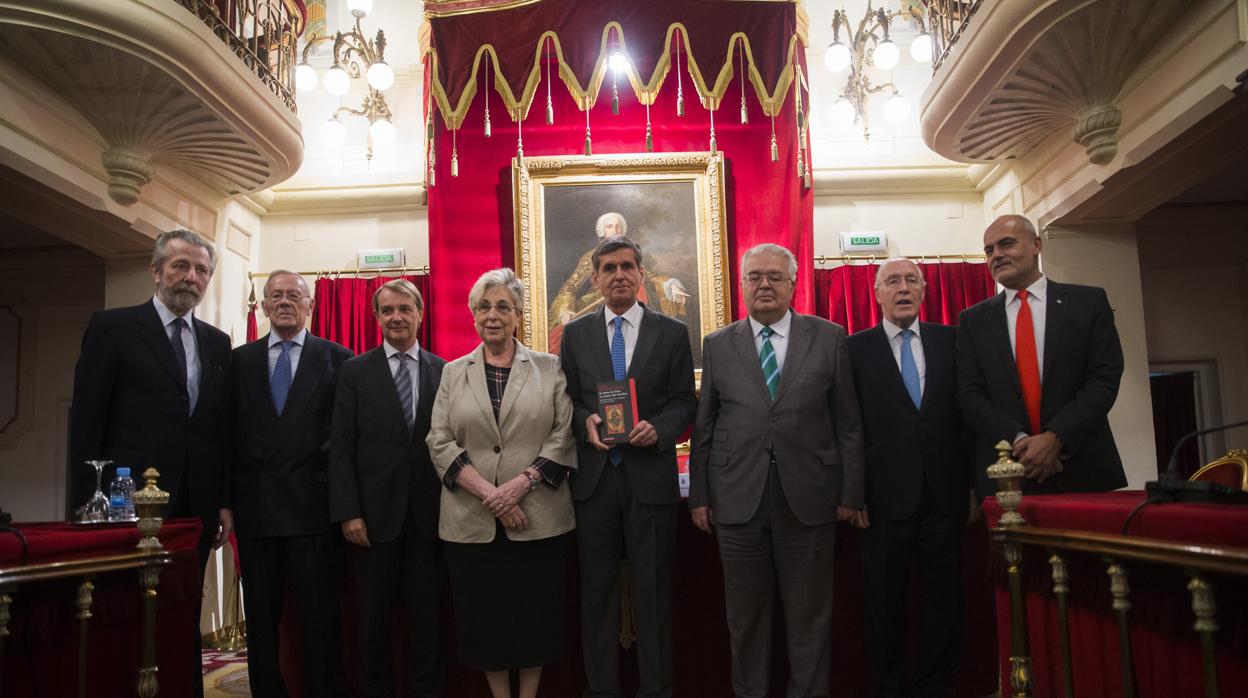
1057, 299, 1063, 304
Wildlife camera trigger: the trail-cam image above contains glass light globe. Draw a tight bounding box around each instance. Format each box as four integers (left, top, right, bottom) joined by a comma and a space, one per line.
294, 62, 318, 92
830, 98, 856, 128
910, 33, 933, 63
824, 41, 851, 72
321, 118, 347, 148
323, 65, 350, 96
873, 39, 900, 70
369, 118, 396, 148
366, 61, 395, 91
608, 52, 629, 74
346, 0, 373, 18
884, 94, 911, 124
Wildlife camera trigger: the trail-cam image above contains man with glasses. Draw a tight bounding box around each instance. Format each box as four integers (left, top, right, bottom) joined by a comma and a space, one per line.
230, 270, 352, 697
689, 243, 864, 698
848, 258, 973, 698
560, 235, 697, 698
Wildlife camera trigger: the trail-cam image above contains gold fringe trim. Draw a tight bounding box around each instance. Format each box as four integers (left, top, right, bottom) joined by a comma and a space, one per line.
426, 22, 806, 130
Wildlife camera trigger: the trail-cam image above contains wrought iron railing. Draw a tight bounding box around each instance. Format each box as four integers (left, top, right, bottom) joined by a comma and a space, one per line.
174, 0, 303, 113
927, 0, 983, 70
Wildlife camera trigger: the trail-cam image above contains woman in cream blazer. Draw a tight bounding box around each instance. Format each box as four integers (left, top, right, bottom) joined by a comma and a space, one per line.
427, 267, 576, 698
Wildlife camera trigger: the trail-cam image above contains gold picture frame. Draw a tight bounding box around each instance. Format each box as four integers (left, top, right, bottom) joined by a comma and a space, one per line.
512, 151, 731, 368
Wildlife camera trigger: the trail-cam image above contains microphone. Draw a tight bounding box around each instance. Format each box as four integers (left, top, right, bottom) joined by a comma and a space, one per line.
1144, 420, 1248, 504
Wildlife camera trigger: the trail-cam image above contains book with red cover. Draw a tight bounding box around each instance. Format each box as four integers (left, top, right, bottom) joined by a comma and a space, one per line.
596, 378, 638, 445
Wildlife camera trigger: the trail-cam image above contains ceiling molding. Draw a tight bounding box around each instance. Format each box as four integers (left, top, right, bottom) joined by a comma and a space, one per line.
811, 164, 976, 196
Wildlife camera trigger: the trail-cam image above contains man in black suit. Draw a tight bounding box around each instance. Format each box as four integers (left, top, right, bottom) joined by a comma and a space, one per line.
70, 228, 233, 697
560, 236, 697, 698
958, 215, 1126, 495
231, 270, 352, 697
848, 257, 973, 698
329, 278, 446, 697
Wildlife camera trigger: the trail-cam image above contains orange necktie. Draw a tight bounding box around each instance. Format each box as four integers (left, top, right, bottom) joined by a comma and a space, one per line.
1015, 289, 1042, 434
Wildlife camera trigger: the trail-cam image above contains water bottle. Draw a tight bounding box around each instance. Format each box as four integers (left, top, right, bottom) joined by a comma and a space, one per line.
109, 467, 136, 520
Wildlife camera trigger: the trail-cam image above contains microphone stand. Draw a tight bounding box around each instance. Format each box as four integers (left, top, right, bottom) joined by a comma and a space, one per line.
1144, 421, 1248, 504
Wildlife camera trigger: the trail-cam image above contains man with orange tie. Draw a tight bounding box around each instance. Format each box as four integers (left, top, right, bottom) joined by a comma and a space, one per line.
957, 215, 1127, 495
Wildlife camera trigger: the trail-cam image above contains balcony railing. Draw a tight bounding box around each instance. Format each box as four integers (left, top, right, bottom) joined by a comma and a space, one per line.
175, 0, 303, 113
927, 0, 982, 70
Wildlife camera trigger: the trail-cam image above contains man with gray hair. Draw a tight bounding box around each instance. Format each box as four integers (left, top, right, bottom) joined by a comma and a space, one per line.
690, 242, 864, 698
70, 228, 233, 697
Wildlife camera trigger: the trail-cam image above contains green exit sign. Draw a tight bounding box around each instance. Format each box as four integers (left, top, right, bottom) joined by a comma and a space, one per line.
851, 236, 881, 246
357, 248, 406, 269
365, 254, 396, 264
840, 231, 889, 253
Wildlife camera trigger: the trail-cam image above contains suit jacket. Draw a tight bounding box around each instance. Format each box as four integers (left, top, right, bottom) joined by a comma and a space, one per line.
957, 279, 1126, 496
231, 333, 354, 538
560, 303, 697, 506
848, 323, 970, 522
69, 299, 231, 530
328, 344, 446, 544
690, 311, 865, 526
427, 341, 577, 543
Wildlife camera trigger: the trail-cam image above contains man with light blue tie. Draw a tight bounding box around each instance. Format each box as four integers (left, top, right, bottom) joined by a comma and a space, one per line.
848, 257, 973, 698
689, 243, 864, 698
230, 270, 352, 697
560, 236, 696, 698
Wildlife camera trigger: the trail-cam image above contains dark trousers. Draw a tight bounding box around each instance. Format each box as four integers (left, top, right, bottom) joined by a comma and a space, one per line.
860, 483, 963, 698
575, 462, 676, 698
238, 533, 345, 698
353, 513, 445, 698
715, 462, 836, 698
170, 480, 208, 698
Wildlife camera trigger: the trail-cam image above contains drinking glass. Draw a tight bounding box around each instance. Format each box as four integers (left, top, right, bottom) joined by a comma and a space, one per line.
80, 460, 113, 522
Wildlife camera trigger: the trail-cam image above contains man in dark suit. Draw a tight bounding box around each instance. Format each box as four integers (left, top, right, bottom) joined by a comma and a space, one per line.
70, 228, 233, 697
561, 236, 696, 698
231, 270, 351, 697
690, 243, 864, 698
958, 214, 1126, 495
848, 257, 973, 698
329, 278, 446, 697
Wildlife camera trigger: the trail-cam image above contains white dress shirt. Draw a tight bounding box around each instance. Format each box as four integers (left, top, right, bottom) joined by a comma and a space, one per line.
1004, 275, 1048, 382
152, 295, 200, 413
268, 328, 307, 378
749, 310, 793, 372
383, 340, 421, 424
604, 302, 645, 371
882, 317, 926, 397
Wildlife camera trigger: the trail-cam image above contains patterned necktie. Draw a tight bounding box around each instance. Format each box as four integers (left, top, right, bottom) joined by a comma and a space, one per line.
394, 352, 415, 431
169, 318, 189, 412
899, 329, 921, 409
760, 326, 779, 400
270, 340, 293, 416
609, 316, 626, 465
1015, 290, 1043, 434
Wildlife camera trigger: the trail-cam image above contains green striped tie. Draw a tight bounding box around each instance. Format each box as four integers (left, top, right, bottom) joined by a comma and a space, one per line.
760, 326, 779, 399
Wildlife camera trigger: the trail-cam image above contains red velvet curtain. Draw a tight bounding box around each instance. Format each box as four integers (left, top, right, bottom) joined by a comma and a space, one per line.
310, 275, 433, 354
815, 262, 997, 331
426, 1, 812, 358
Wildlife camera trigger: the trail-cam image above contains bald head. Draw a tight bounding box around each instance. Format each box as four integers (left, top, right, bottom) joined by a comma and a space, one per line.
983, 215, 1042, 290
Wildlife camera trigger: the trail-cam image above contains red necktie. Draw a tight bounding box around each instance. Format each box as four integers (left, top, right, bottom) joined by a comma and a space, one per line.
1015, 290, 1042, 434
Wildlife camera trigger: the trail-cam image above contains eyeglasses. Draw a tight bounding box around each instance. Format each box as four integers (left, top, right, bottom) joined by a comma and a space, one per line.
265, 291, 307, 303
473, 302, 517, 316
880, 275, 923, 289
744, 272, 791, 286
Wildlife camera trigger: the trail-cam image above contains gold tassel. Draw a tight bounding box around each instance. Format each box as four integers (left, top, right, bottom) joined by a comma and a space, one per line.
741, 97, 748, 125
584, 130, 592, 157
612, 83, 619, 116
646, 123, 653, 152
546, 98, 554, 125
451, 150, 458, 178
676, 87, 685, 117
709, 129, 717, 155
484, 107, 492, 138
425, 116, 433, 141
428, 140, 436, 187
770, 133, 778, 162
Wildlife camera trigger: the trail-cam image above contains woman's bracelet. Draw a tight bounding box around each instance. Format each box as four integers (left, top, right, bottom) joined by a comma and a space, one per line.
522, 470, 539, 492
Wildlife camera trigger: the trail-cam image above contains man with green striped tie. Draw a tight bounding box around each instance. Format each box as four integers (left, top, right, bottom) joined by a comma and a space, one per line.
689, 243, 865, 698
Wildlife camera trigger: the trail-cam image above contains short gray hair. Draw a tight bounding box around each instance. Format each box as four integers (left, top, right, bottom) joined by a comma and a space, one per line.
740, 243, 797, 281
595, 212, 627, 237
372, 278, 423, 313
262, 269, 309, 297
873, 257, 925, 289
468, 267, 525, 311
152, 229, 215, 273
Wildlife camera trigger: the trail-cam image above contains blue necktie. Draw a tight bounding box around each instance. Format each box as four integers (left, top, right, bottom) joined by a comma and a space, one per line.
609, 316, 626, 464
759, 326, 779, 400
899, 329, 921, 409
270, 340, 293, 416
394, 353, 415, 430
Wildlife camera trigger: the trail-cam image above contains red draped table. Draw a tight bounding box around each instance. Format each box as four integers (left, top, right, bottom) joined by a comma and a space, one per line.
983, 492, 1248, 697
0, 519, 202, 697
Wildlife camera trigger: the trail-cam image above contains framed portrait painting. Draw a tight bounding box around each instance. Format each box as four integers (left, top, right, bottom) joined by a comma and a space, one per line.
512, 151, 730, 369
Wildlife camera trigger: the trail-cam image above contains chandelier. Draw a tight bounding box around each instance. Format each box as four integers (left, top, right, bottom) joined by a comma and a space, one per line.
294, 0, 395, 160
823, 1, 932, 140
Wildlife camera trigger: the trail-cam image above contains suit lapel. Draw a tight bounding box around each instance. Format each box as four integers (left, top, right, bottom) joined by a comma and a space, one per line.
136, 302, 185, 391
587, 307, 616, 381
986, 292, 1022, 395
917, 323, 942, 414
627, 305, 659, 380
1041, 281, 1066, 386
867, 325, 914, 410
368, 347, 409, 439
498, 342, 531, 428
268, 335, 322, 452
416, 348, 439, 438
250, 335, 279, 421
773, 312, 811, 404
191, 317, 217, 416
466, 346, 501, 440
730, 319, 773, 404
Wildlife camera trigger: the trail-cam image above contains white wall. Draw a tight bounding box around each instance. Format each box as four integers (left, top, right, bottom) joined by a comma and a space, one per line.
813, 191, 986, 261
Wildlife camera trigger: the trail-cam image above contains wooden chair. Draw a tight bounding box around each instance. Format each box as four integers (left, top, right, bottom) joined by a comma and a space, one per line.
1189, 449, 1248, 491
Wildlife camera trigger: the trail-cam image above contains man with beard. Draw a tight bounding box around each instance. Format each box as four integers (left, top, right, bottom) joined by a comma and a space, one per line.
330, 279, 447, 697
70, 228, 233, 698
